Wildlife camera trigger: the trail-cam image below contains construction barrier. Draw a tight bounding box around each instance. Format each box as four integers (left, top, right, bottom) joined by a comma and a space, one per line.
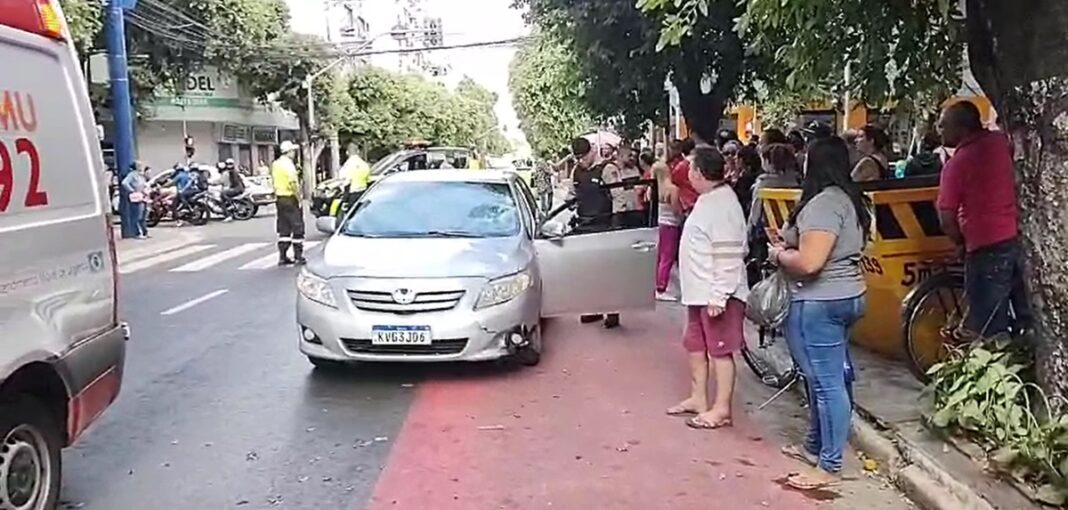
757, 176, 955, 358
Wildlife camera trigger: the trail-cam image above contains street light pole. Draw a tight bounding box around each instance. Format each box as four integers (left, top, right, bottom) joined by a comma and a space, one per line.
302, 28, 431, 188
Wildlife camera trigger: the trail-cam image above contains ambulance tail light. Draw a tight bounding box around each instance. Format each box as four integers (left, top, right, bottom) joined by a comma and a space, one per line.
0, 0, 68, 41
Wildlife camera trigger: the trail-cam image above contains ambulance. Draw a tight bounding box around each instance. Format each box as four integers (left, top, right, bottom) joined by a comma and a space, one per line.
0, 1, 127, 507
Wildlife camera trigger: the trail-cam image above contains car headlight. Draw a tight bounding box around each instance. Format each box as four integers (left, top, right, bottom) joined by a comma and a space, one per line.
297, 268, 337, 308
475, 271, 532, 310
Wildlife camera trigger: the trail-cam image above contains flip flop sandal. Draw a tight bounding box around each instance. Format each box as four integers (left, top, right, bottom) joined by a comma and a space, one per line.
686, 416, 733, 430
780, 445, 818, 466
785, 472, 840, 491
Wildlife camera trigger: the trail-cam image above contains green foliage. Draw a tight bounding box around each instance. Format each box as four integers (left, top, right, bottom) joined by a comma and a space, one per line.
508, 35, 593, 159
640, 0, 966, 114
927, 340, 1068, 504
58, 0, 102, 56
516, 0, 745, 141
342, 67, 510, 160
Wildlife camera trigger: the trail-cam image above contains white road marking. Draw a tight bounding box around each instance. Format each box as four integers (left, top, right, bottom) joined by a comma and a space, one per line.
238, 241, 321, 270
170, 243, 269, 272
160, 289, 229, 316
119, 244, 216, 274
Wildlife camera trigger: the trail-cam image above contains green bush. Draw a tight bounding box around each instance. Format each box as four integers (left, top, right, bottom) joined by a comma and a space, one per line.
926, 339, 1068, 505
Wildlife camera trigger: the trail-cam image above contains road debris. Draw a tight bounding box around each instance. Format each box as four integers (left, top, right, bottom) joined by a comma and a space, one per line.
246, 451, 259, 462
478, 425, 506, 431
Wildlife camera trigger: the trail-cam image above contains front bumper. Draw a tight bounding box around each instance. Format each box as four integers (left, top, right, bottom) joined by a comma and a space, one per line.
297, 277, 540, 363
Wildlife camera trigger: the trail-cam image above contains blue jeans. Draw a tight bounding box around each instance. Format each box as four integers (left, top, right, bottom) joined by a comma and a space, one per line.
131, 202, 148, 236
965, 239, 1029, 335
785, 296, 865, 474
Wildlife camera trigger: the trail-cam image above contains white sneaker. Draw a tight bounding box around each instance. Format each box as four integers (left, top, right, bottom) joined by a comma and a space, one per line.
223, 217, 234, 223
655, 292, 677, 302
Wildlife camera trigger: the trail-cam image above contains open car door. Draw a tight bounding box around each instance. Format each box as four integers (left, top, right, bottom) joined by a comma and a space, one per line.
535, 180, 658, 316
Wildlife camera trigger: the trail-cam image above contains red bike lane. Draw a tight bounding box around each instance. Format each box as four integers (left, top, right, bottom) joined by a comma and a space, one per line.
367, 306, 846, 510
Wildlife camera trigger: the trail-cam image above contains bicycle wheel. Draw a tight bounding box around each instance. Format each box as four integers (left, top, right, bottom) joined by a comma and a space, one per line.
741, 325, 798, 389
901, 270, 965, 382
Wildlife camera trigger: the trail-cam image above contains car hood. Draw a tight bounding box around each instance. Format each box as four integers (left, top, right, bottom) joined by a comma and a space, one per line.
310, 235, 532, 279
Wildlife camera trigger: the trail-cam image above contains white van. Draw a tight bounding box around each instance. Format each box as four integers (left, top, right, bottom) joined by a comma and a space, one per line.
0, 2, 126, 508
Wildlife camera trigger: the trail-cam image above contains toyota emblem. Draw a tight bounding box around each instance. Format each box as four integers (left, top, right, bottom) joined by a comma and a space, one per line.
392, 288, 416, 305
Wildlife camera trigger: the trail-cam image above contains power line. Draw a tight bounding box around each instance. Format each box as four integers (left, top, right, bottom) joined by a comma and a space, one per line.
121, 0, 532, 64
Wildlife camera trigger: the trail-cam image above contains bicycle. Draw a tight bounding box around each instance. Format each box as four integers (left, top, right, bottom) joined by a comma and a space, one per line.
900, 257, 1025, 382
739, 257, 808, 409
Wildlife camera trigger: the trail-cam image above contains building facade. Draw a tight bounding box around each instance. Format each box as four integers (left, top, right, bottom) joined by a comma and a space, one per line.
136, 67, 299, 173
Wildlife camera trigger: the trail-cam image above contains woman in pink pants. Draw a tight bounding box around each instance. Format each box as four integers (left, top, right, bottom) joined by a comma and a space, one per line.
644, 153, 681, 300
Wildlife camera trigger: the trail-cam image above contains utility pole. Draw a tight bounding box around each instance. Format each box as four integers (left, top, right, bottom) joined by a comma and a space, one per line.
105, 0, 138, 239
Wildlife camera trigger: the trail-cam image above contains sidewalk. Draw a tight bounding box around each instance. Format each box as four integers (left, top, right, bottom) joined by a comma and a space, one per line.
847, 348, 1040, 510
367, 305, 908, 510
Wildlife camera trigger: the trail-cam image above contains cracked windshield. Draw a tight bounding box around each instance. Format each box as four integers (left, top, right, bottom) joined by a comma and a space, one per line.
1, 0, 1062, 509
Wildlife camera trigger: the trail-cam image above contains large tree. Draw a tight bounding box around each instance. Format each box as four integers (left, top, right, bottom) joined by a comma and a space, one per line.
343, 67, 510, 160
508, 34, 593, 159
647, 0, 1068, 404
642, 0, 963, 116
516, 0, 746, 142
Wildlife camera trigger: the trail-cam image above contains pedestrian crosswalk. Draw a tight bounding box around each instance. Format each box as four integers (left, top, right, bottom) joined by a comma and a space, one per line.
171, 243, 269, 272
119, 241, 321, 275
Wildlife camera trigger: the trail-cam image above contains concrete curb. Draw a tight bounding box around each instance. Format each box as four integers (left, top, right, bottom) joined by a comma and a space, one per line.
849, 414, 995, 510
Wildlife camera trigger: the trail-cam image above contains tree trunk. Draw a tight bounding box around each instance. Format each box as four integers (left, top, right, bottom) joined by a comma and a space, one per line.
967, 0, 1068, 405
670, 0, 744, 144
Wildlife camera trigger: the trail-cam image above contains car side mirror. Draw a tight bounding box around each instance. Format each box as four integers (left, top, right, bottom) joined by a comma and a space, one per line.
540, 220, 565, 240
315, 216, 338, 234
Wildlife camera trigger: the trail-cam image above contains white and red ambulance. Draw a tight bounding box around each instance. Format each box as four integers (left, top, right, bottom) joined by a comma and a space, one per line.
0, 1, 126, 508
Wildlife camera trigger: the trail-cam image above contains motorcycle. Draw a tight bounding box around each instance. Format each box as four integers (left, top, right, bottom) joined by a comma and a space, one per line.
146, 187, 209, 227
203, 188, 257, 221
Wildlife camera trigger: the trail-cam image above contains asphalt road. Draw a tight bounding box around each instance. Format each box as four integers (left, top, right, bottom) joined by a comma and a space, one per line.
58, 214, 913, 510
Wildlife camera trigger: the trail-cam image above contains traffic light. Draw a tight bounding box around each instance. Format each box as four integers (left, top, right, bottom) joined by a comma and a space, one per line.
426, 18, 443, 47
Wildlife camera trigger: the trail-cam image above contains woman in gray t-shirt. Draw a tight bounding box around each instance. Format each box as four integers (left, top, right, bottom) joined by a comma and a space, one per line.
769, 137, 871, 491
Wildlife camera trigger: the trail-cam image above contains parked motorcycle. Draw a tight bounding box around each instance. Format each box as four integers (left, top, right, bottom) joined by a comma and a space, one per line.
146, 187, 209, 227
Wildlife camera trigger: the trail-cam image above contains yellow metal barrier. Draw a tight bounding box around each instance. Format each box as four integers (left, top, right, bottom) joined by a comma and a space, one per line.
758, 180, 954, 357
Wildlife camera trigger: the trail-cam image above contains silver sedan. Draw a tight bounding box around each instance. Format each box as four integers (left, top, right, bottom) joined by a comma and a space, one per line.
296, 170, 656, 368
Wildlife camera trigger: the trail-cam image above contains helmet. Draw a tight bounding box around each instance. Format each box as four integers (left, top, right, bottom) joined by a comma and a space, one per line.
217, 162, 227, 170
225, 158, 236, 168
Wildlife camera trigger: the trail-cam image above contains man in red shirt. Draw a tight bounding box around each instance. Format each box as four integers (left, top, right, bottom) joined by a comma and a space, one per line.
670, 138, 699, 214
937, 101, 1028, 338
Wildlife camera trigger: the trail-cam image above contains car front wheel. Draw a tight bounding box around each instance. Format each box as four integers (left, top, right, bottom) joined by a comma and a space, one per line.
0, 397, 62, 510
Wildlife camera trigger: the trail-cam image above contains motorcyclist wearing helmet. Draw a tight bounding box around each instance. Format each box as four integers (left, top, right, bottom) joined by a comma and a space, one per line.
219, 159, 246, 222
172, 164, 198, 225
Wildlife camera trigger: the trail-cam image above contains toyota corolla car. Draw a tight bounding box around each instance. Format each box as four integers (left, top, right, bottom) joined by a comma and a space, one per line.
297, 170, 656, 368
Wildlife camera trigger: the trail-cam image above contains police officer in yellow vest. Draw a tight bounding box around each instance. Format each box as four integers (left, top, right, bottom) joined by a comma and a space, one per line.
330, 147, 372, 217
272, 141, 306, 266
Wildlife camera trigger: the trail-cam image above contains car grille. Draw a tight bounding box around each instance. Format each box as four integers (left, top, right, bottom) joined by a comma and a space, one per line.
340, 338, 468, 356
347, 289, 465, 314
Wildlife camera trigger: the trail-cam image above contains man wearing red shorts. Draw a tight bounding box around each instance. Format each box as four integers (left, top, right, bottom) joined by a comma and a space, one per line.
666, 146, 749, 430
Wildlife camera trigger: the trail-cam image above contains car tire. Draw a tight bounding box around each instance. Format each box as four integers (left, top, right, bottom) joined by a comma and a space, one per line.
513, 325, 543, 367
514, 347, 541, 367
307, 357, 347, 371
0, 397, 63, 510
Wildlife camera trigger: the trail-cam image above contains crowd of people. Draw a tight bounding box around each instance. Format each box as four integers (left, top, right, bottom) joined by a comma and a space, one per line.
549, 98, 1026, 492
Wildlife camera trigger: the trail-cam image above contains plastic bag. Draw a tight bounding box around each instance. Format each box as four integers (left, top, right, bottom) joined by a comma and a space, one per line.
746, 270, 791, 328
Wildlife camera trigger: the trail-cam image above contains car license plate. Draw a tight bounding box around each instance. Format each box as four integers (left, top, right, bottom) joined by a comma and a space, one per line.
371, 325, 432, 345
